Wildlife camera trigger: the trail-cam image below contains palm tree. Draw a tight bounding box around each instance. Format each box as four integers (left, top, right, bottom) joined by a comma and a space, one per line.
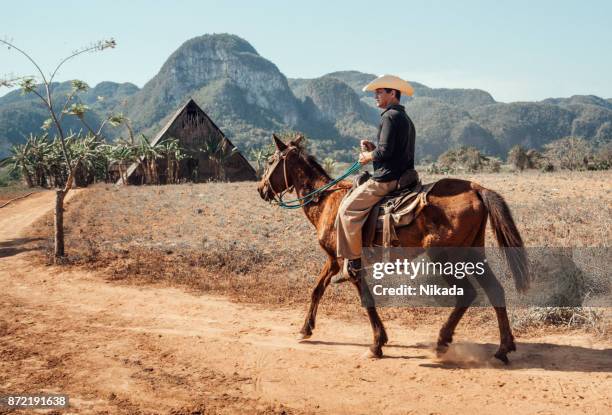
173, 144, 187, 183
322, 157, 336, 176
71, 134, 106, 186
200, 136, 238, 180
108, 143, 137, 185
27, 134, 53, 187
7, 134, 57, 188
249, 146, 274, 178
199, 136, 222, 178
97, 144, 114, 183
7, 141, 34, 187
215, 142, 238, 181
157, 137, 185, 184
137, 135, 162, 184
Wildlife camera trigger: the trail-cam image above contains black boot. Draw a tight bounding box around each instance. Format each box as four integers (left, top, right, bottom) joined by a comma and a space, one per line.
345, 257, 362, 281
348, 257, 361, 272
343, 258, 376, 307
333, 258, 363, 284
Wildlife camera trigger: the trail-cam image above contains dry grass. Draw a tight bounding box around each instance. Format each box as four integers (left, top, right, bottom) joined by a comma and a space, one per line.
25, 170, 611, 336
0, 183, 42, 205
424, 170, 611, 247
511, 307, 607, 335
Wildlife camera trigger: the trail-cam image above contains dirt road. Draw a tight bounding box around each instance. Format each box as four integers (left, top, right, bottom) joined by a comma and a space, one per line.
0, 191, 610, 414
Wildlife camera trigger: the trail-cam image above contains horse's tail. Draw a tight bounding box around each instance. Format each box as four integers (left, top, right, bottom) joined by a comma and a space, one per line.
477, 187, 530, 293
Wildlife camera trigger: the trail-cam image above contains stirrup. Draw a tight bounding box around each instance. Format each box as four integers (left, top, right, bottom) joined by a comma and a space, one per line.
334, 261, 352, 284
345, 259, 363, 280
332, 259, 363, 284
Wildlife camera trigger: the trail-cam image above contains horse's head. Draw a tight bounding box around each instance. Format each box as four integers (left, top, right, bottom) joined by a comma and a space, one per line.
257, 133, 305, 203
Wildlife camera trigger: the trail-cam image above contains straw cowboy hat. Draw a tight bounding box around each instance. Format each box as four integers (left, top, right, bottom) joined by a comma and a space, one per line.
362, 74, 414, 96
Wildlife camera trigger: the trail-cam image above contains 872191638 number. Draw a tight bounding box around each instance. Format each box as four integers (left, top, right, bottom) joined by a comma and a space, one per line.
0, 394, 69, 408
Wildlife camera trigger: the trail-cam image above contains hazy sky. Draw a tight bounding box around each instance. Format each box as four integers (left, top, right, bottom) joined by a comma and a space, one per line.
1, 0, 610, 102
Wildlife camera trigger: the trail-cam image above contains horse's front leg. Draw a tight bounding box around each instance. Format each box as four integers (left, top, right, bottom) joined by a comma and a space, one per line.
349, 274, 388, 358
298, 257, 340, 340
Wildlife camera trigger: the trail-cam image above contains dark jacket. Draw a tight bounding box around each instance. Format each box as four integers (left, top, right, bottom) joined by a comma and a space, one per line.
371, 104, 416, 182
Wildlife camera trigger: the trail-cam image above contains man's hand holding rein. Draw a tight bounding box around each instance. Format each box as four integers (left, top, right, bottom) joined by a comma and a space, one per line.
359, 151, 374, 165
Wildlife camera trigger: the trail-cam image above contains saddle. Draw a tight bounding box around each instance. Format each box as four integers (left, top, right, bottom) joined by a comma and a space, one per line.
350, 170, 437, 247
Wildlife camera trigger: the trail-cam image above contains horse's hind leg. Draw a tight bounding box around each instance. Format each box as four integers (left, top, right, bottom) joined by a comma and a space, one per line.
475, 262, 516, 364
349, 276, 387, 358
299, 257, 340, 340
436, 275, 477, 356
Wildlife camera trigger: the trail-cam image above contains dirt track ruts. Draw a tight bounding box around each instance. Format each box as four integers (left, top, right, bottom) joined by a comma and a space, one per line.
0, 190, 610, 414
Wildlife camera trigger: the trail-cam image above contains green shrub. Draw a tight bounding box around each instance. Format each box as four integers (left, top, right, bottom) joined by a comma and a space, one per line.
507, 145, 529, 171
434, 146, 500, 173
543, 136, 591, 170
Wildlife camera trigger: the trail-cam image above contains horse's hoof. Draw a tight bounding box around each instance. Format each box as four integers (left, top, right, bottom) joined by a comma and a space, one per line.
297, 332, 312, 341
379, 332, 389, 346
362, 346, 383, 359
494, 351, 510, 365
435, 343, 449, 357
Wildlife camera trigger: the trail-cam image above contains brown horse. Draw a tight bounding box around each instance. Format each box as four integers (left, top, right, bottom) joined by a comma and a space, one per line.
257, 135, 529, 363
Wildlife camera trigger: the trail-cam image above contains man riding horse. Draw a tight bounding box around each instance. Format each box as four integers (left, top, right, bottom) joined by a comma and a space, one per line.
257, 74, 528, 362
337, 74, 417, 281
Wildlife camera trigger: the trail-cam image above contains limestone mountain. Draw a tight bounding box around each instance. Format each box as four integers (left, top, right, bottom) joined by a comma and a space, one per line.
542, 95, 612, 110
297, 70, 610, 158
123, 34, 305, 149
289, 76, 378, 139
1, 33, 610, 162
322, 70, 495, 109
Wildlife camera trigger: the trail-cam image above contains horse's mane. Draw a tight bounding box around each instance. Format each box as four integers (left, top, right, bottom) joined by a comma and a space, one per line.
292, 141, 332, 182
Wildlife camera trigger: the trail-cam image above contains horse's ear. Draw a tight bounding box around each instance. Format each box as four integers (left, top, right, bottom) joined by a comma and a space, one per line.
291, 133, 304, 148
272, 134, 287, 151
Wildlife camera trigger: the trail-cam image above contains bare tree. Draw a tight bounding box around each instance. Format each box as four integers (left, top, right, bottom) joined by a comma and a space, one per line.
1, 37, 116, 260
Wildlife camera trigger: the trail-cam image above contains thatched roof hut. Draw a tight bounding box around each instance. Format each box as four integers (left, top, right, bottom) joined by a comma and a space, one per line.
122, 99, 257, 184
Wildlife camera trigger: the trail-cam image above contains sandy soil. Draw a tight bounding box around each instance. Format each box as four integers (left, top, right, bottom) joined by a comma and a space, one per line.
0, 191, 611, 414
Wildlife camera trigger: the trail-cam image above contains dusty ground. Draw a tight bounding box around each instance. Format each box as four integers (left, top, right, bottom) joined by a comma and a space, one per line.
0, 182, 611, 414
22, 170, 612, 315
0, 183, 41, 206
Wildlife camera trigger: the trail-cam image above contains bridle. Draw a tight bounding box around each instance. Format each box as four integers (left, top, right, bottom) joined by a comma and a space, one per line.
261, 146, 362, 210
261, 146, 297, 204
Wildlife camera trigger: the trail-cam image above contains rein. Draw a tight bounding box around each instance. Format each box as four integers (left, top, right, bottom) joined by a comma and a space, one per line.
263, 147, 361, 210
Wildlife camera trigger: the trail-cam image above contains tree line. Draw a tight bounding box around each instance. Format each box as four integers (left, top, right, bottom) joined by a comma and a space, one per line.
427, 137, 611, 174
3, 132, 188, 187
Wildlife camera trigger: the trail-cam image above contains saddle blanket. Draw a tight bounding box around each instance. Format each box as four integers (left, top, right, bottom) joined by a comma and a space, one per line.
362, 180, 437, 247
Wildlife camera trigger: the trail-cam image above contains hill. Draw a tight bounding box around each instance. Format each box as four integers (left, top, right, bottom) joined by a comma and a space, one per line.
0, 81, 139, 156
1, 34, 610, 161
300, 71, 611, 157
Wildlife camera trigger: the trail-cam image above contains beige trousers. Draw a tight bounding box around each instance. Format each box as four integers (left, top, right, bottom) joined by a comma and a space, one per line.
336, 178, 398, 259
